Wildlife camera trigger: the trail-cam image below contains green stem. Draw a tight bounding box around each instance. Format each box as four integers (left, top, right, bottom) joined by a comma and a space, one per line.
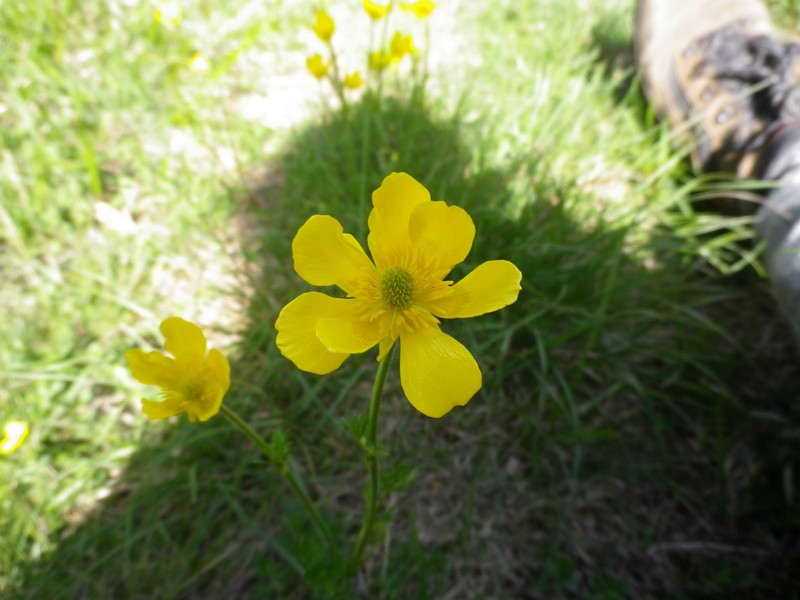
357, 88, 372, 241
327, 42, 348, 115
218, 404, 338, 557
351, 342, 396, 566
358, 24, 377, 241
421, 21, 430, 97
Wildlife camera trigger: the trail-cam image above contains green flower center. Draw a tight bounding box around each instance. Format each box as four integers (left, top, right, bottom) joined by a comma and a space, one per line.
181, 377, 206, 402
380, 267, 415, 309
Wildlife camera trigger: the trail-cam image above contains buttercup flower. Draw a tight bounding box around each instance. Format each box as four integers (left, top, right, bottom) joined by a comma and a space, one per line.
154, 0, 181, 26
400, 0, 435, 19
0, 421, 29, 455
390, 32, 418, 61
306, 53, 330, 79
363, 0, 390, 20
343, 71, 364, 89
188, 52, 211, 73
312, 10, 335, 42
275, 173, 522, 418
369, 50, 392, 71
126, 317, 230, 422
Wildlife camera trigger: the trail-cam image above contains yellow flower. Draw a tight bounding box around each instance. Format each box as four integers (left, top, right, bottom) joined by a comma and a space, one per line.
400, 0, 435, 19
0, 421, 29, 455
363, 0, 390, 20
312, 10, 335, 42
126, 317, 230, 422
390, 32, 418, 61
188, 52, 211, 73
154, 0, 181, 26
306, 53, 331, 79
369, 50, 392, 71
275, 173, 522, 418
343, 71, 364, 89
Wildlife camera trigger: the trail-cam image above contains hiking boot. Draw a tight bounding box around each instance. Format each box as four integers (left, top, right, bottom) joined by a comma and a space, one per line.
634, 0, 800, 179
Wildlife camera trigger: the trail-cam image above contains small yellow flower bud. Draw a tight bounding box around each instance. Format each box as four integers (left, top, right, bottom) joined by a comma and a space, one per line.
390, 32, 418, 61
369, 51, 392, 71
343, 71, 364, 89
306, 53, 331, 79
363, 0, 390, 21
400, 0, 435, 19
312, 10, 335, 42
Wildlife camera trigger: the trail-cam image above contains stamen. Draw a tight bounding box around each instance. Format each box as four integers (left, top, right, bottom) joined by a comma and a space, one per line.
180, 378, 206, 401
380, 267, 415, 309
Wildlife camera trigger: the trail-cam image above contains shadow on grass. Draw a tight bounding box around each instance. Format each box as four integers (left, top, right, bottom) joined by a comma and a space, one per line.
10, 89, 800, 599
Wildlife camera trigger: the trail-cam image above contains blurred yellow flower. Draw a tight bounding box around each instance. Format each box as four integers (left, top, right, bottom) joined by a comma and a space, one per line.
306, 53, 331, 79
312, 10, 335, 42
126, 317, 230, 422
0, 421, 28, 455
369, 50, 392, 71
343, 71, 364, 89
390, 32, 418, 61
363, 0, 390, 20
154, 0, 181, 26
188, 53, 211, 73
400, 0, 435, 19
275, 173, 522, 418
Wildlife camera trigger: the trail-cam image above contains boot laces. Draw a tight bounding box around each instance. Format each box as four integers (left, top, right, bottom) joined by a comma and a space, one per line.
694, 25, 800, 122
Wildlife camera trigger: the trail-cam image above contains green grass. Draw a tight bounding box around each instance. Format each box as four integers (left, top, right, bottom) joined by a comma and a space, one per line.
2, 0, 799, 598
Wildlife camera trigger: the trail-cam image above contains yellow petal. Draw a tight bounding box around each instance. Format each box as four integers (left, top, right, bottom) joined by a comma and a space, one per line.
275, 292, 352, 374
343, 71, 363, 89
364, 0, 390, 20
390, 32, 418, 59
125, 348, 180, 388
141, 397, 185, 420
187, 384, 226, 422
188, 53, 211, 73
204, 348, 231, 396
306, 53, 330, 78
0, 421, 29, 455
368, 172, 430, 268
401, 0, 435, 18
429, 260, 522, 318
292, 215, 375, 294
316, 306, 384, 354
312, 10, 335, 42
368, 51, 392, 71
408, 201, 475, 275
154, 0, 181, 25
399, 326, 481, 418
160, 317, 207, 363
377, 336, 396, 361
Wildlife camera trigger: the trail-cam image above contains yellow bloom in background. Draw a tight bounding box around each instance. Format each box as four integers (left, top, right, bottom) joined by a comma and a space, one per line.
126, 317, 230, 422
154, 0, 181, 26
312, 10, 335, 42
369, 50, 392, 71
400, 0, 435, 19
188, 52, 211, 73
275, 173, 522, 418
343, 71, 364, 89
306, 53, 331, 79
390, 32, 418, 61
0, 421, 29, 455
363, 0, 390, 20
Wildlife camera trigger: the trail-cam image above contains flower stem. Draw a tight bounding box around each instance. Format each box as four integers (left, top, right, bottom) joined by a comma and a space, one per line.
218, 404, 338, 557
351, 342, 396, 567
327, 41, 348, 115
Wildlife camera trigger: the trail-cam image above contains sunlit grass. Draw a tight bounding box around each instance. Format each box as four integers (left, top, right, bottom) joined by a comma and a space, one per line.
2, 0, 798, 597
